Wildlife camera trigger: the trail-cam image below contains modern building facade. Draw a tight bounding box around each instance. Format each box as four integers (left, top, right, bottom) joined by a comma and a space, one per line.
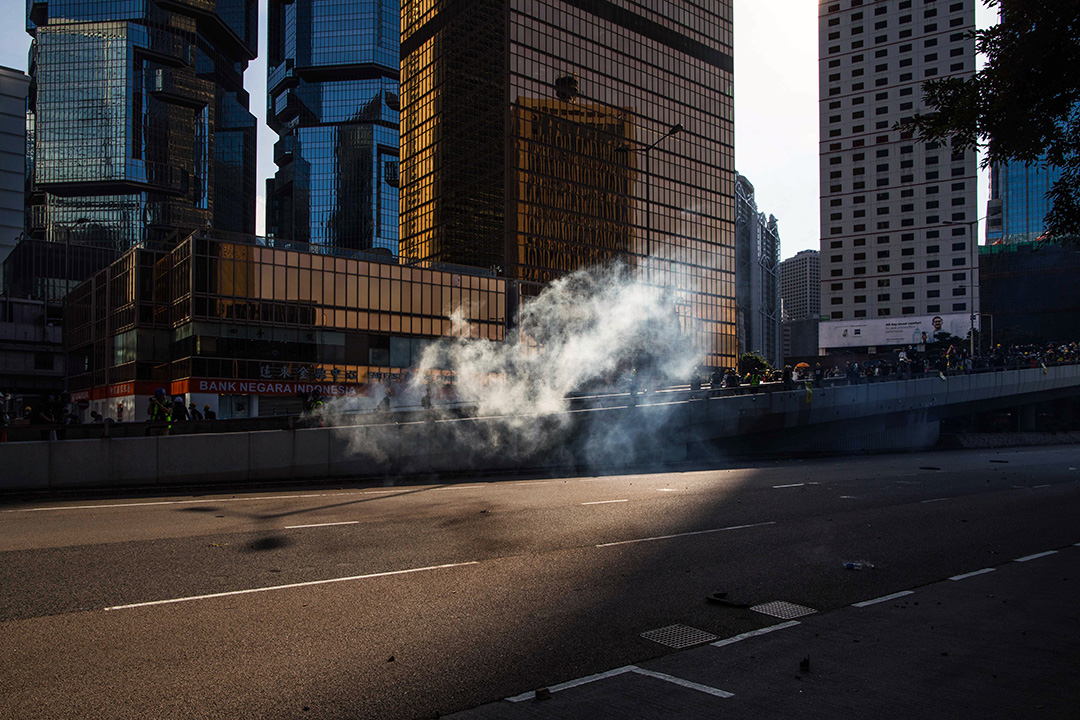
780, 249, 821, 359
25, 0, 258, 260
265, 0, 400, 254
0, 66, 29, 271
979, 241, 1080, 348
0, 297, 64, 411
817, 0, 978, 353
399, 0, 738, 369
780, 249, 821, 323
66, 231, 504, 421
735, 173, 781, 366
986, 160, 1063, 244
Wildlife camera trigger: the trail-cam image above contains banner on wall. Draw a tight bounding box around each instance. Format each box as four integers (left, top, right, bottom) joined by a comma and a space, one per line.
819, 312, 976, 349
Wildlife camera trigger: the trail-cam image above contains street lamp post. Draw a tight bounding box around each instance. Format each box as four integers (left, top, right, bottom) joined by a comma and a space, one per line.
944, 215, 986, 358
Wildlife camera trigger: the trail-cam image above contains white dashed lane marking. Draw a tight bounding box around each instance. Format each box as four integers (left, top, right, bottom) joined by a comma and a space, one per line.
711, 621, 801, 647
950, 568, 995, 581
852, 590, 915, 608
1014, 550, 1058, 563
284, 521, 359, 529
582, 499, 629, 506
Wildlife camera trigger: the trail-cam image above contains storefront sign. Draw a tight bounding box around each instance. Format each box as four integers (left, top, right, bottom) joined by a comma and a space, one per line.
191, 379, 365, 396
258, 364, 359, 382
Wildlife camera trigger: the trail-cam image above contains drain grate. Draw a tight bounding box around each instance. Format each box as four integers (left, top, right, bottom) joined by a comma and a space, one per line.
640, 624, 719, 649
750, 601, 817, 620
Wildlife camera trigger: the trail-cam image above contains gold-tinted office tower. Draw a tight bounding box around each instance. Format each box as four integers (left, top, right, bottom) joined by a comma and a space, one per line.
400, 0, 737, 368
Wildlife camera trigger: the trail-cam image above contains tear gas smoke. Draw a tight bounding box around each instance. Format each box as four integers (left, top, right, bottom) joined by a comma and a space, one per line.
324, 262, 703, 472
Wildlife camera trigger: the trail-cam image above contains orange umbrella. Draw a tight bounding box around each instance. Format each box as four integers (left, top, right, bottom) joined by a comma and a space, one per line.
795, 362, 810, 369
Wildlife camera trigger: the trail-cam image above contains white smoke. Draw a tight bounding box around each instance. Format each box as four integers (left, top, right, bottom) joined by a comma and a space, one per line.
328, 262, 703, 472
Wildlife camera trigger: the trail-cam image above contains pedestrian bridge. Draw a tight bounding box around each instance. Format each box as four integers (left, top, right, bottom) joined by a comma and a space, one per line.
3, 364, 1080, 491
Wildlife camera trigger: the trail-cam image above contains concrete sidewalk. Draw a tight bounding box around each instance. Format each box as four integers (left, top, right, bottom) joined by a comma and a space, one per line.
448, 544, 1080, 719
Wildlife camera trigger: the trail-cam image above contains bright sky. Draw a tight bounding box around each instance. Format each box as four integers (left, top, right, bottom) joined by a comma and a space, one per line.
0, 1, 998, 262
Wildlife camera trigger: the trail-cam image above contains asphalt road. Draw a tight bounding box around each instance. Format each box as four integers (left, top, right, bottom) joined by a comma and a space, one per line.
1, 445, 1079, 719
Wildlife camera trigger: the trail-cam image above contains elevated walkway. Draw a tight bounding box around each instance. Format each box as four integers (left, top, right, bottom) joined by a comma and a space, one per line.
3, 365, 1079, 491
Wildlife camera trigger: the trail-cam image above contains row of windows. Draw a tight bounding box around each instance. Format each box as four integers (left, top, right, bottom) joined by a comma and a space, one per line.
830, 271, 967, 288
825, 167, 975, 195
827, 2, 967, 23
828, 302, 968, 320
831, 287, 968, 304
826, 257, 969, 277
829, 241, 969, 256
826, 27, 971, 59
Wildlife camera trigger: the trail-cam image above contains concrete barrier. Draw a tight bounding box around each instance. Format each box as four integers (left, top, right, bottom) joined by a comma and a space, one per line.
2, 441, 50, 489
107, 437, 158, 487
249, 430, 294, 481
50, 438, 111, 488
292, 428, 330, 479
1, 364, 1078, 491
158, 433, 251, 485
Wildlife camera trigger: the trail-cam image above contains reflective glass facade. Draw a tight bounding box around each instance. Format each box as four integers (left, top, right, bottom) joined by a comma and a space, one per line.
987, 160, 1063, 244
266, 0, 400, 254
26, 0, 258, 252
400, 0, 737, 368
66, 231, 505, 416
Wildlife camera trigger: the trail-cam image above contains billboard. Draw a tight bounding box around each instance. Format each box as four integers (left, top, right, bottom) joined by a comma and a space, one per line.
819, 312, 975, 350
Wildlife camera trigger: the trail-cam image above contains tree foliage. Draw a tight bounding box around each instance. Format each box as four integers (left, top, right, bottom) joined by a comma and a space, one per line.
903, 1, 1080, 244
738, 352, 771, 376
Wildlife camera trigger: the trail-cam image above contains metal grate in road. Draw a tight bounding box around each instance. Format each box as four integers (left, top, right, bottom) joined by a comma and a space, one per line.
640, 624, 719, 649
750, 601, 817, 620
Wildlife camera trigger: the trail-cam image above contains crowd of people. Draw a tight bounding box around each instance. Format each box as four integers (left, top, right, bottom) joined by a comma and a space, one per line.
715, 341, 1080, 392
146, 388, 216, 427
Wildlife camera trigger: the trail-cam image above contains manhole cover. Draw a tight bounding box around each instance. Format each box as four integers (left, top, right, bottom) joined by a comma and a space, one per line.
640, 624, 719, 649
750, 601, 817, 619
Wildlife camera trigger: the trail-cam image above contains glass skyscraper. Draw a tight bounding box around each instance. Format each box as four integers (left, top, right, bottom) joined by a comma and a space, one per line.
399, 0, 737, 368
986, 161, 1063, 244
265, 0, 400, 255
25, 0, 258, 252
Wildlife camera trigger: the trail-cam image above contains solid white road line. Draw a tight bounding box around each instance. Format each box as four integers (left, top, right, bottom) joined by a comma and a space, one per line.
284, 521, 359, 529
772, 483, 805, 489
711, 621, 801, 647
921, 498, 949, 503
1014, 550, 1058, 563
582, 499, 629, 505
949, 568, 996, 581
506, 667, 636, 702
103, 561, 479, 611
437, 485, 486, 491
7, 495, 322, 512
595, 521, 776, 548
505, 666, 734, 703
5, 491, 394, 513
629, 668, 734, 698
852, 590, 915, 608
